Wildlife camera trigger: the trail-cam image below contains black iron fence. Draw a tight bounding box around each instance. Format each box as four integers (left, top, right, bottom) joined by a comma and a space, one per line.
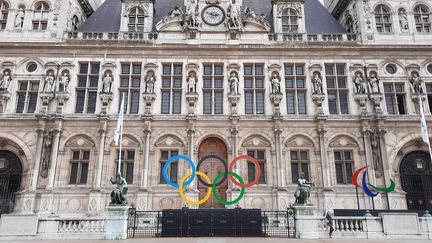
127, 207, 296, 238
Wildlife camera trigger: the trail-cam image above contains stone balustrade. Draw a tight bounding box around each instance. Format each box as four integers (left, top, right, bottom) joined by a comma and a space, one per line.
63, 32, 159, 42
268, 33, 360, 44
36, 217, 107, 240
57, 219, 106, 233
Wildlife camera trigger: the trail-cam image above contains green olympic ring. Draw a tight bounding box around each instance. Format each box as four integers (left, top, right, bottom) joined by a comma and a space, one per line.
212, 171, 245, 205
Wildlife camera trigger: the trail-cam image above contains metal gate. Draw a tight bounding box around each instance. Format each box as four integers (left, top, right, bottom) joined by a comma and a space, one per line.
127, 208, 296, 238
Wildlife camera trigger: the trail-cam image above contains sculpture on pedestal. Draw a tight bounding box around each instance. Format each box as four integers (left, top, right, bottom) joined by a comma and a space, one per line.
368, 71, 380, 94
145, 70, 155, 93
187, 71, 197, 93
312, 72, 323, 94
410, 71, 423, 94
14, 7, 25, 29
294, 172, 314, 205
226, 2, 241, 29
229, 71, 239, 94
110, 172, 128, 205
43, 72, 55, 93
102, 73, 113, 93
0, 70, 12, 91
184, 0, 200, 29
58, 72, 70, 93
398, 8, 409, 31
271, 71, 281, 94
353, 71, 367, 94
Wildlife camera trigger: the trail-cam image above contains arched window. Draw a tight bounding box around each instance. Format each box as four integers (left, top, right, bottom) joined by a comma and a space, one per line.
375, 4, 392, 33
345, 16, 354, 33
33, 2, 49, 30
281, 8, 298, 32
0, 1, 9, 30
72, 15, 79, 31
414, 5, 431, 32
128, 7, 145, 32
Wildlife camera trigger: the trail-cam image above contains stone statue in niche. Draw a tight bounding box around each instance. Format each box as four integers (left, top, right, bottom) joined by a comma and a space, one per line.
226, 3, 241, 29
110, 172, 128, 205
368, 71, 380, 94
229, 71, 239, 94
353, 71, 367, 94
270, 72, 281, 94
14, 7, 25, 29
184, 0, 200, 29
398, 9, 409, 31
294, 172, 314, 205
40, 130, 52, 178
187, 71, 197, 93
58, 72, 70, 93
371, 134, 382, 173
410, 71, 423, 94
101, 73, 113, 93
144, 70, 156, 93
312, 72, 323, 94
0, 70, 12, 91
43, 72, 55, 93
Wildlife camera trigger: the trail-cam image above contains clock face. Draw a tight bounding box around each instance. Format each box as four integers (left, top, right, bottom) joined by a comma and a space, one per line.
202, 5, 225, 26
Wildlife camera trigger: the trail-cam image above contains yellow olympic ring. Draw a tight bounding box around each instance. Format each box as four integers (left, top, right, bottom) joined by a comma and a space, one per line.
179, 171, 212, 205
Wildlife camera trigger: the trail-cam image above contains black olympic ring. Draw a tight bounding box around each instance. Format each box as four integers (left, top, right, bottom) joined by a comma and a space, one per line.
196, 154, 228, 187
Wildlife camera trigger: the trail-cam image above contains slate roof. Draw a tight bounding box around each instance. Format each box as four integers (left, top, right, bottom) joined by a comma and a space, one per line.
79, 0, 346, 33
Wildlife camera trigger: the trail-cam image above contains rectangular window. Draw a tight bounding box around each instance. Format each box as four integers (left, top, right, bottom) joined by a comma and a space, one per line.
115, 150, 135, 184
290, 150, 310, 183
161, 63, 182, 114
203, 64, 224, 114
426, 83, 432, 113
384, 83, 406, 115
246, 150, 266, 184
325, 64, 348, 114
69, 150, 90, 184
16, 81, 39, 113
285, 64, 307, 114
119, 63, 141, 114
159, 150, 179, 184
334, 150, 354, 184
76, 62, 100, 113
244, 64, 265, 114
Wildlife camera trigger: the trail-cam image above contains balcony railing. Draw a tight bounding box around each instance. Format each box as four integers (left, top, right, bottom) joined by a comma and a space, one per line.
268, 33, 361, 44
64, 32, 158, 42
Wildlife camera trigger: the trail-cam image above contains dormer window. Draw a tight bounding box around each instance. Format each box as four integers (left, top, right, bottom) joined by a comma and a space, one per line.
128, 7, 145, 32
33, 2, 50, 30
414, 5, 431, 33
281, 8, 298, 32
375, 4, 392, 33
0, 1, 8, 30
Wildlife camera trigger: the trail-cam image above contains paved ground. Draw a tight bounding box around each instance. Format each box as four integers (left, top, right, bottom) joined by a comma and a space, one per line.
2, 239, 432, 243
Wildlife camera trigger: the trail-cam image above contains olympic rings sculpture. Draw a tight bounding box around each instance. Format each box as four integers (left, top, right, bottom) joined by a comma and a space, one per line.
162, 154, 261, 205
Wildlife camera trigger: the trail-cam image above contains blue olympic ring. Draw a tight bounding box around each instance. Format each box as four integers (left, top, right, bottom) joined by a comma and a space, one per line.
163, 155, 196, 188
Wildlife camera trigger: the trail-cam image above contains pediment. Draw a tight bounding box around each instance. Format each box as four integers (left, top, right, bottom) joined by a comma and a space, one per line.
66, 136, 95, 147
155, 135, 184, 147
242, 135, 271, 147
243, 20, 270, 32
286, 135, 314, 148
156, 19, 183, 31
110, 135, 140, 147
329, 136, 358, 148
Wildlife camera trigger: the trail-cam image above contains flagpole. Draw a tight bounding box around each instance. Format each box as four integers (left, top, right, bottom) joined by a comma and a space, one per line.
419, 100, 432, 163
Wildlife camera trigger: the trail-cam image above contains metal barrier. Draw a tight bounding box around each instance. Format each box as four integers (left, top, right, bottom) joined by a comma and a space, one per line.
262, 209, 296, 238
127, 208, 161, 238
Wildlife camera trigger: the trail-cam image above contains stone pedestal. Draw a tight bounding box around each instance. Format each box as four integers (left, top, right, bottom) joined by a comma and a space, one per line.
228, 93, 241, 116
185, 92, 198, 116
411, 93, 427, 113
55, 92, 70, 114
312, 93, 326, 116
369, 93, 383, 114
105, 205, 129, 240
270, 93, 283, 117
0, 90, 10, 113
99, 92, 113, 115
293, 204, 319, 239
39, 92, 55, 114
142, 93, 156, 115
354, 94, 368, 114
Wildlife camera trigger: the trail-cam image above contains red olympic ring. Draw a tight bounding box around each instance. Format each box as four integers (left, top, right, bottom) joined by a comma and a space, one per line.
228, 155, 261, 187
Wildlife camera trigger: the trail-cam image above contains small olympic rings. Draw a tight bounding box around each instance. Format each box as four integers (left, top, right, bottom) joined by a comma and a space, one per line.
163, 154, 261, 205
163, 155, 196, 188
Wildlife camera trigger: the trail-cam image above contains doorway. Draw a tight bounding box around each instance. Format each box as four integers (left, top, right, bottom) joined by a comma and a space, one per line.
400, 151, 432, 211
0, 150, 22, 215
198, 137, 228, 208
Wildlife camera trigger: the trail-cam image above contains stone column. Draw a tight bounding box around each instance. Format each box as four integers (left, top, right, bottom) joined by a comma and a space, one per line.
378, 128, 391, 209
275, 128, 286, 188
94, 119, 107, 189
318, 128, 331, 189
141, 128, 151, 188
46, 122, 62, 190
187, 128, 196, 189
362, 128, 376, 185
30, 126, 45, 190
